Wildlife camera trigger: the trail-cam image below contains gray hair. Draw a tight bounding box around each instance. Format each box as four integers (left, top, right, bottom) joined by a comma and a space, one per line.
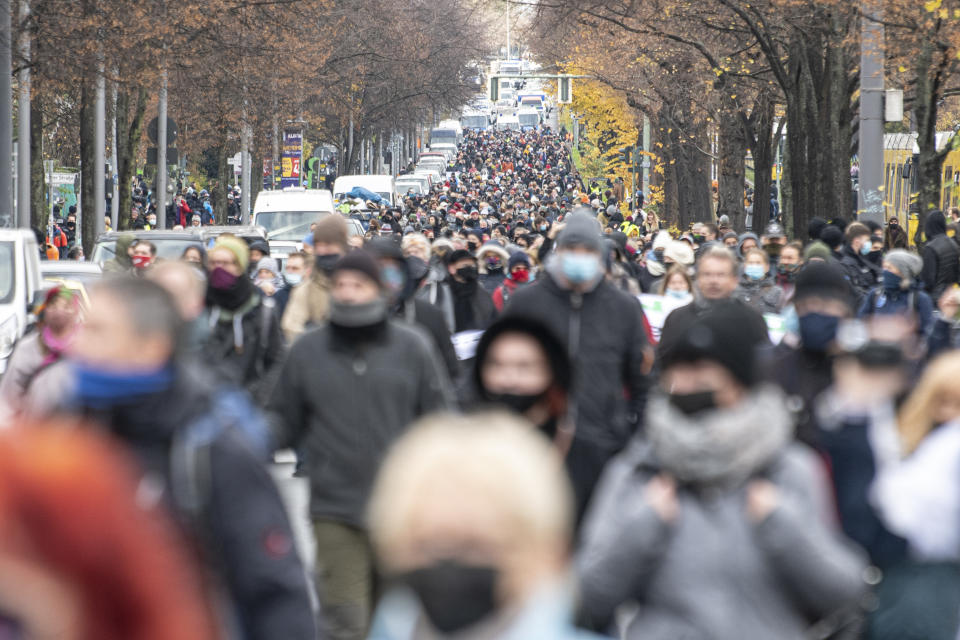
697, 245, 738, 276
90, 277, 185, 355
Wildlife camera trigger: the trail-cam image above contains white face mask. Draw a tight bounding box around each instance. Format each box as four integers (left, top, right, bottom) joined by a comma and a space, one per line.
666, 288, 692, 301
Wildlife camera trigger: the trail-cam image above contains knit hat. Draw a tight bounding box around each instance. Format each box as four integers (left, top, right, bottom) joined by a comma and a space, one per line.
213, 236, 250, 272
248, 240, 270, 256
333, 250, 382, 288
803, 241, 833, 263
794, 261, 853, 307
664, 240, 695, 266
474, 315, 572, 398
255, 256, 278, 276
652, 230, 672, 251
884, 249, 923, 286
508, 250, 531, 270
445, 248, 477, 266
659, 300, 769, 387
807, 217, 828, 241
557, 212, 603, 253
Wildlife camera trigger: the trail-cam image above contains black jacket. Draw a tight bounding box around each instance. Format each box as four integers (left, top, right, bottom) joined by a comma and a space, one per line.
504, 273, 651, 518
839, 245, 881, 303
82, 363, 316, 640
442, 278, 497, 333
921, 219, 959, 301
269, 320, 455, 527
396, 298, 459, 379
659, 296, 769, 360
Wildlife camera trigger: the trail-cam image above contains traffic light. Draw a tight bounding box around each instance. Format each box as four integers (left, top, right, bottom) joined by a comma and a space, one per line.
619, 146, 633, 164
489, 76, 499, 102
558, 76, 572, 104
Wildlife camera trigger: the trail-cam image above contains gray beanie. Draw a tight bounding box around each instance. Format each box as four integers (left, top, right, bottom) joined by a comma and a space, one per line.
255, 256, 278, 276
558, 212, 604, 253
884, 249, 922, 288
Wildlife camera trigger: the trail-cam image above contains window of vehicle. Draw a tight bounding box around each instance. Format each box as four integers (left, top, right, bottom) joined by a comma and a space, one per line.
461, 115, 488, 129
0, 242, 13, 304
92, 239, 205, 264
255, 211, 328, 241
518, 113, 540, 127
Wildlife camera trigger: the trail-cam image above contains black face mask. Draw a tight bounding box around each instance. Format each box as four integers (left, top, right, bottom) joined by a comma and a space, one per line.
397, 561, 499, 634
456, 265, 478, 283
484, 390, 545, 414
668, 390, 718, 416
315, 253, 340, 274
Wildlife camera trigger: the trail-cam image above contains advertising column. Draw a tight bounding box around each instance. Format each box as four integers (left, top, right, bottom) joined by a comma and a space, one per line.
281, 130, 303, 188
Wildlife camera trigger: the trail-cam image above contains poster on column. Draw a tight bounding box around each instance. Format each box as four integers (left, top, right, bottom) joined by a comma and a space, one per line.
281, 130, 303, 188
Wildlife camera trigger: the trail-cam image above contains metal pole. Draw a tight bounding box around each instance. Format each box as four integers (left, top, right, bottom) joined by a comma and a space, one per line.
506, 1, 511, 59
241, 124, 250, 223
642, 115, 651, 198
0, 0, 14, 226
858, 0, 885, 225
94, 60, 105, 238
110, 81, 118, 230
16, 0, 28, 229
157, 69, 167, 229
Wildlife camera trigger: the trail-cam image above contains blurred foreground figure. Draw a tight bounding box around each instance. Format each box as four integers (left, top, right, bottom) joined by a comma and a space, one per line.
367, 412, 603, 640
0, 424, 216, 639
63, 277, 316, 640
578, 301, 867, 639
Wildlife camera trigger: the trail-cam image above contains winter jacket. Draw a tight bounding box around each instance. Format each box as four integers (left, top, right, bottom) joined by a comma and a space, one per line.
857, 283, 934, 336
767, 341, 835, 448
280, 271, 331, 343
395, 297, 459, 379
733, 275, 785, 314
504, 273, 652, 518
202, 293, 285, 405
492, 277, 528, 312
921, 225, 959, 302
442, 278, 497, 333
268, 320, 455, 528
578, 403, 866, 639
0, 332, 72, 422
77, 362, 317, 640
839, 245, 882, 303
659, 297, 769, 359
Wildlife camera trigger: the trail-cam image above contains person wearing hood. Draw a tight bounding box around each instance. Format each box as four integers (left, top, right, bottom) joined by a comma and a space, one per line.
369, 238, 458, 379
503, 210, 653, 521
737, 231, 759, 257
721, 230, 738, 250
201, 236, 285, 405
766, 261, 855, 446
734, 248, 785, 314
253, 255, 284, 298
473, 315, 574, 455
857, 249, 933, 336
578, 300, 867, 639
59, 277, 317, 640
492, 250, 533, 312
247, 240, 271, 278
920, 210, 959, 301
884, 216, 908, 250
638, 231, 671, 293
282, 215, 348, 342
103, 232, 136, 274
268, 250, 455, 640
476, 241, 510, 294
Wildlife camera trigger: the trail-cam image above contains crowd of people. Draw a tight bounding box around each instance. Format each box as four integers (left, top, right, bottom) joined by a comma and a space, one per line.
1, 126, 959, 640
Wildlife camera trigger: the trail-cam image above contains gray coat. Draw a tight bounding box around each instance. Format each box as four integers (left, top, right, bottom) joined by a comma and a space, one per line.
577, 439, 867, 639
269, 319, 455, 527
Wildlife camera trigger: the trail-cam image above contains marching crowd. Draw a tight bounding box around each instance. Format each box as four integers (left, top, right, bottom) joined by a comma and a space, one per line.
0, 126, 958, 640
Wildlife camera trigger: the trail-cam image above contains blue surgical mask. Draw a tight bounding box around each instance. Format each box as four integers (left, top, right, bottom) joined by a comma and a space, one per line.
381, 265, 406, 294
798, 313, 840, 353
882, 269, 902, 292
782, 304, 799, 335
859, 242, 872, 256
284, 272, 303, 286
561, 253, 601, 285
71, 362, 174, 409
666, 288, 692, 301
744, 264, 765, 281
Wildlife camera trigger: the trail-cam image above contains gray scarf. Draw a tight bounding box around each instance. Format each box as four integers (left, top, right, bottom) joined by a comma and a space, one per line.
646, 385, 793, 487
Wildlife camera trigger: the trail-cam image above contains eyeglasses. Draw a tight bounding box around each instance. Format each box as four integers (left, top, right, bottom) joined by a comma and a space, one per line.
208, 258, 236, 269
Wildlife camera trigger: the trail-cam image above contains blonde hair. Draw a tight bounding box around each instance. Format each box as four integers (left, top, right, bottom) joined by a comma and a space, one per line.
367, 412, 573, 567
897, 351, 960, 454
401, 233, 431, 263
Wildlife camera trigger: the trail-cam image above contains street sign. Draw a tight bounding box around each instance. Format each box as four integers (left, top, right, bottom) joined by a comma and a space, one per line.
147, 147, 179, 165
147, 116, 178, 145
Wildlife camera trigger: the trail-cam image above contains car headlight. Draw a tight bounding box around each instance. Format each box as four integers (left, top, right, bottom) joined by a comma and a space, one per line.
0, 315, 18, 361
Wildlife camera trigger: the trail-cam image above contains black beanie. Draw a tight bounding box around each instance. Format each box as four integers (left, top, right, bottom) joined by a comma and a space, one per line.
333, 250, 383, 288
794, 261, 853, 308
820, 225, 844, 250
807, 217, 827, 241
474, 315, 572, 397
659, 301, 769, 387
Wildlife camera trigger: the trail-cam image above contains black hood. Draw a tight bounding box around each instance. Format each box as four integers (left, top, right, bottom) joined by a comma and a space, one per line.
926, 210, 947, 239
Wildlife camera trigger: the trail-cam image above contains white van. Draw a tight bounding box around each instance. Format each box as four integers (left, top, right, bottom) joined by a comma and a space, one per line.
517, 108, 541, 131
496, 115, 521, 132
253, 187, 335, 241
332, 175, 397, 208
0, 229, 43, 376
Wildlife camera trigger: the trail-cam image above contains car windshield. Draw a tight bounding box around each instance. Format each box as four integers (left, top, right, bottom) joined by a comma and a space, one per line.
519, 114, 539, 126
431, 131, 457, 145
0, 242, 13, 304
461, 116, 487, 128
41, 269, 102, 286
255, 211, 326, 241
93, 238, 204, 264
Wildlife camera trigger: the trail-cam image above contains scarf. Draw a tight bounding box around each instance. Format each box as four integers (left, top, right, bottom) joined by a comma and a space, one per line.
646, 385, 793, 487
205, 271, 256, 311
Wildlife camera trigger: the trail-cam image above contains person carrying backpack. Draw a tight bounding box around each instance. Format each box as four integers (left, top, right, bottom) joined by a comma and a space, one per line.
857, 249, 934, 337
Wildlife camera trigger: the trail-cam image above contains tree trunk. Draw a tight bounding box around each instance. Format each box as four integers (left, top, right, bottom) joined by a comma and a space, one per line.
79, 69, 96, 255
216, 128, 229, 224
716, 106, 747, 231
115, 85, 147, 230
913, 39, 945, 241
746, 93, 775, 236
